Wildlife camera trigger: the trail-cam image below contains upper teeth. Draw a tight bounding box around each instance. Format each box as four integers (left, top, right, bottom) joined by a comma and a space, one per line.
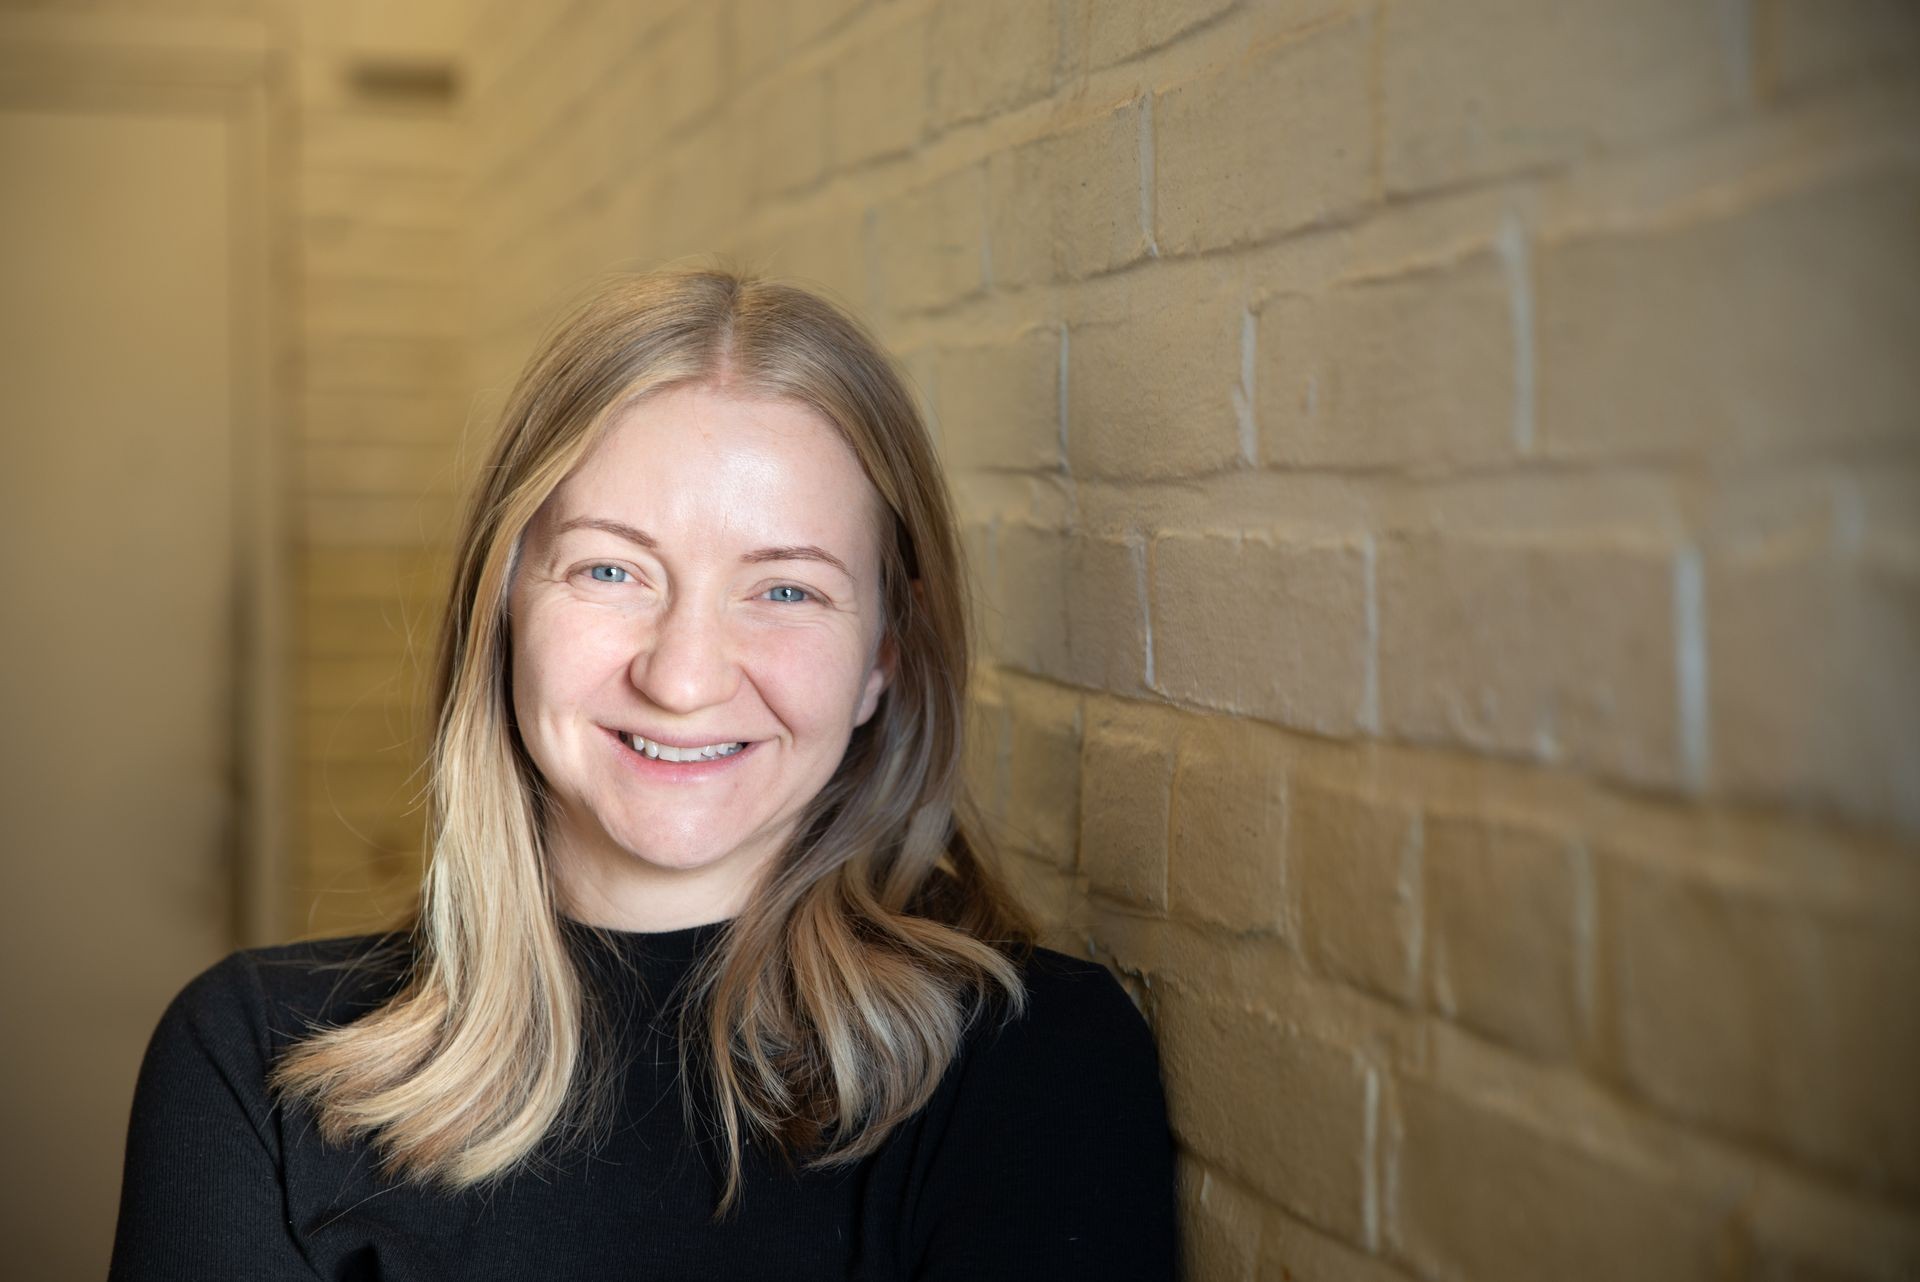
624, 733, 745, 763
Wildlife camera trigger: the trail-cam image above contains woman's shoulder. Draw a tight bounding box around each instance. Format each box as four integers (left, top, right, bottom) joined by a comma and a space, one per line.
1003, 943, 1151, 1034
1006, 940, 1136, 1020
153, 930, 415, 1064
899, 943, 1179, 1276
959, 942, 1164, 1097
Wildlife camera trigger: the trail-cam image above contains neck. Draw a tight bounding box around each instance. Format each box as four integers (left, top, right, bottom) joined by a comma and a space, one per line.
546, 818, 777, 933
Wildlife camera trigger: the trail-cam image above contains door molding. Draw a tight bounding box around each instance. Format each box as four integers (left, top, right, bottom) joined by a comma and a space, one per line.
0, 12, 289, 946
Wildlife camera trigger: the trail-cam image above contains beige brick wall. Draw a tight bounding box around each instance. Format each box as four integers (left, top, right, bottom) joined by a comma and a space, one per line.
287, 0, 468, 934
331, 0, 1916, 1275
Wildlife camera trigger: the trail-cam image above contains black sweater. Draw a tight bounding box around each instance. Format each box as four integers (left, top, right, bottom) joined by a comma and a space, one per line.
108, 918, 1179, 1280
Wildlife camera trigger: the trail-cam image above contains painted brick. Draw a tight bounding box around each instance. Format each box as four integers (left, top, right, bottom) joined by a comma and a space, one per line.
1169, 721, 1287, 935
829, 12, 926, 167
597, 57, 671, 177
1003, 685, 1081, 870
929, 0, 1057, 129
728, 0, 793, 84
303, 493, 463, 549
748, 204, 869, 314
959, 519, 998, 658
1002, 849, 1080, 938
1760, 0, 1920, 94
982, 131, 1053, 288
302, 656, 419, 714
1391, 1079, 1727, 1282
301, 218, 463, 284
1082, 0, 1240, 70
964, 689, 1009, 817
301, 833, 420, 935
749, 71, 830, 198
987, 98, 1149, 285
1537, 172, 1920, 461
1063, 533, 1149, 694
1155, 14, 1373, 254
1382, 0, 1742, 194
1376, 534, 1684, 788
301, 392, 470, 446
1079, 714, 1173, 910
1852, 462, 1920, 563
301, 113, 464, 175
301, 597, 418, 659
300, 546, 449, 603
991, 522, 1069, 678
1050, 102, 1151, 281
875, 162, 987, 313
1290, 782, 1420, 1005
1151, 531, 1371, 736
1157, 987, 1374, 1239
1261, 1215, 1406, 1282
638, 139, 751, 265
1742, 1157, 1920, 1280
304, 337, 466, 394
302, 443, 461, 498
299, 761, 419, 826
1602, 850, 1920, 1194
1066, 279, 1243, 479
393, 6, 1920, 1272
1257, 251, 1517, 469
304, 279, 467, 340
932, 328, 1062, 472
658, 4, 725, 132
786, 0, 864, 46
1176, 1159, 1260, 1282
303, 702, 425, 763
1424, 812, 1587, 1061
1709, 548, 1920, 834
301, 170, 458, 228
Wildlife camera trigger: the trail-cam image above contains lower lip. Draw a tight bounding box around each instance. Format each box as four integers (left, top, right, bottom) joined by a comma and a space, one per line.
604, 728, 759, 781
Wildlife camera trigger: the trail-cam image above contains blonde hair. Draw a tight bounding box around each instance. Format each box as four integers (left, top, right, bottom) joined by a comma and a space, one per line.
271, 268, 1033, 1213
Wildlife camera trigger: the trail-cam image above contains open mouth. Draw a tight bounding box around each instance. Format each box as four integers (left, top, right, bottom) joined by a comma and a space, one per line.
613, 729, 749, 763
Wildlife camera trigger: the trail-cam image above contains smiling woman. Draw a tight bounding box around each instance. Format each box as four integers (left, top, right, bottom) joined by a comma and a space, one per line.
107, 269, 1178, 1280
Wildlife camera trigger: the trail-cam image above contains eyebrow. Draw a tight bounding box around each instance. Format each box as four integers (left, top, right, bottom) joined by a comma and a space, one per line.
740, 544, 857, 582
551, 515, 855, 581
554, 516, 657, 549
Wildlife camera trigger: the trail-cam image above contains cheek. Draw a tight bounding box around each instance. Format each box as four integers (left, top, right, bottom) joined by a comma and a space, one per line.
741, 628, 875, 728
513, 609, 633, 721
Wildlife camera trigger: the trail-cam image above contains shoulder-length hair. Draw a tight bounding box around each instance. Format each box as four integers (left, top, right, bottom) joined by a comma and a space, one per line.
271, 268, 1033, 1213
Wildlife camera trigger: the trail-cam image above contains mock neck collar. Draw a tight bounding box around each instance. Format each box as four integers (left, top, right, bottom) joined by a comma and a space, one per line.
559, 913, 734, 968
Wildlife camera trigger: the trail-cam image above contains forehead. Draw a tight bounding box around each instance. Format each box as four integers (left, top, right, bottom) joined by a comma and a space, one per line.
538, 384, 887, 568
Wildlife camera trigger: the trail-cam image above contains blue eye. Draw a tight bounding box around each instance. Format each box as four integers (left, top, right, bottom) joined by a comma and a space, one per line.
587, 565, 629, 583
765, 585, 811, 604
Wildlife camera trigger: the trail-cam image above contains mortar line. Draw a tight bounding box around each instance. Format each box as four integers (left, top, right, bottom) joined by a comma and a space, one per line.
1235, 306, 1257, 466
1497, 210, 1535, 454
1138, 94, 1160, 259
1674, 544, 1710, 790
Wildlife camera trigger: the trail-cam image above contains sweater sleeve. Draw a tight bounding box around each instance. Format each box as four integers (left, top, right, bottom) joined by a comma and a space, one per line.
907, 952, 1180, 1282
108, 952, 322, 1281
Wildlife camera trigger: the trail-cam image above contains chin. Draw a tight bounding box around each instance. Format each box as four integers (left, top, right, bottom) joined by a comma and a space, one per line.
603, 818, 746, 874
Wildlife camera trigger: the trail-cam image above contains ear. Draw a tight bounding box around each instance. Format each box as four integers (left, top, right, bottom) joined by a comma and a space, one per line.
854, 629, 896, 728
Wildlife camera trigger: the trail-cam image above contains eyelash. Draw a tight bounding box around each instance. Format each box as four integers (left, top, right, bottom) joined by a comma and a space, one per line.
582, 565, 816, 605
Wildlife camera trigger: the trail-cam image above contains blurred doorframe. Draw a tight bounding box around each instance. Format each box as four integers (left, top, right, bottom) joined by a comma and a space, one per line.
0, 9, 289, 948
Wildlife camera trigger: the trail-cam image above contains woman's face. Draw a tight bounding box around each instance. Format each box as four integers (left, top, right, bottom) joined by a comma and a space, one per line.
507, 383, 894, 930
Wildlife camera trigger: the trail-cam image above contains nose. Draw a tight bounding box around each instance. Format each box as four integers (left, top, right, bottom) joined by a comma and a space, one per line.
630, 593, 740, 714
